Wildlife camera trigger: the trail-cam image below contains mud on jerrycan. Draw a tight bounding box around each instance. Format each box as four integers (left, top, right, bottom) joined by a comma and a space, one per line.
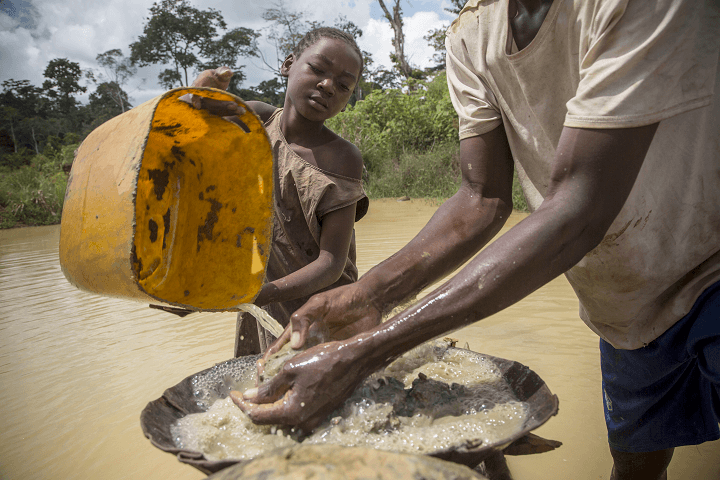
59, 87, 273, 311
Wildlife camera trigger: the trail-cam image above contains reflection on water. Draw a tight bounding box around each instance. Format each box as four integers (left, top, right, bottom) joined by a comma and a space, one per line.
1, 199, 718, 480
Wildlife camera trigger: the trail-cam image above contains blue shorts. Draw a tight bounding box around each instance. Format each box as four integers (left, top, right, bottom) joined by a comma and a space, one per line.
600, 280, 720, 453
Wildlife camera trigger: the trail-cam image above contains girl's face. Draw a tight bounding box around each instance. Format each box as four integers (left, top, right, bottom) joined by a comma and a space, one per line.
282, 37, 362, 123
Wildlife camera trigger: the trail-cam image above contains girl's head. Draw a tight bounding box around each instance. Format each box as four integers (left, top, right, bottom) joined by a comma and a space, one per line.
281, 27, 364, 122
293, 27, 364, 79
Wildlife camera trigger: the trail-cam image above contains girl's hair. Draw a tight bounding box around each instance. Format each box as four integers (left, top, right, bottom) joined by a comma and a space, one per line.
293, 27, 364, 78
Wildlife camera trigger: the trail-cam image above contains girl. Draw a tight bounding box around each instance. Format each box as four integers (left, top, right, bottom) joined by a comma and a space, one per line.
190, 27, 370, 355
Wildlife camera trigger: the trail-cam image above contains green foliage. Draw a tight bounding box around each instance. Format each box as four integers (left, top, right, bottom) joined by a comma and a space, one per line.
42, 58, 87, 116
0, 149, 34, 169
0, 140, 77, 227
365, 141, 461, 199
0, 163, 70, 228
445, 0, 466, 15
424, 27, 447, 71
512, 168, 529, 212
93, 49, 136, 113
235, 79, 286, 107
327, 73, 457, 175
327, 72, 529, 212
130, 0, 258, 88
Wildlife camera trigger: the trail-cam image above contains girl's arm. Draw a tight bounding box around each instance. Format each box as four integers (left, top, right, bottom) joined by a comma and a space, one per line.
253, 203, 357, 307
187, 68, 278, 123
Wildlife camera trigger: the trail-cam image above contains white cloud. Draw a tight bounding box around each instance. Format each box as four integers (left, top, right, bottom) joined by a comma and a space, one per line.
1, 0, 447, 106
359, 10, 445, 71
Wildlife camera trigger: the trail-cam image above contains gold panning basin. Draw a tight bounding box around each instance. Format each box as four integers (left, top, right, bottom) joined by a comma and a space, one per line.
140, 345, 560, 475
59, 87, 273, 311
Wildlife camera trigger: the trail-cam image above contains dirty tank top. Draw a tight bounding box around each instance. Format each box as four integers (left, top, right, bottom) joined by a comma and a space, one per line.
262, 109, 368, 327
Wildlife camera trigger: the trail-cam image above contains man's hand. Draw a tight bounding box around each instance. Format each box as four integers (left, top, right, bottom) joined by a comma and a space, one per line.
231, 338, 372, 433
257, 282, 382, 374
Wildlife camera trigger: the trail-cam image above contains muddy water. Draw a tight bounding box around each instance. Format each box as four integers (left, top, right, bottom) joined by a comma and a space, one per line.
0, 198, 717, 480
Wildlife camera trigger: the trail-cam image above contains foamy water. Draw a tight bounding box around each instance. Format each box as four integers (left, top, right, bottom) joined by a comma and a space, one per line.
172, 341, 527, 461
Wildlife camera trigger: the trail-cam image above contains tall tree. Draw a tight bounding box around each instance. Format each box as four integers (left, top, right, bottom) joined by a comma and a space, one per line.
424, 27, 447, 71
445, 0, 467, 15
129, 0, 258, 89
424, 0, 467, 71
200, 27, 261, 92
259, 3, 373, 99
87, 82, 131, 123
0, 106, 21, 153
42, 58, 86, 116
1, 79, 51, 153
376, 0, 412, 79
94, 49, 136, 112
0, 79, 44, 119
236, 78, 285, 107
260, 0, 316, 78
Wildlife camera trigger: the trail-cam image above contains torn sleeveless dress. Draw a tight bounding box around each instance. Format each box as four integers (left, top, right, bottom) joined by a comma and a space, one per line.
235, 109, 368, 356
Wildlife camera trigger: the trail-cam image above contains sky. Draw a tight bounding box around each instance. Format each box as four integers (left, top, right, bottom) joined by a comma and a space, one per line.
0, 0, 458, 107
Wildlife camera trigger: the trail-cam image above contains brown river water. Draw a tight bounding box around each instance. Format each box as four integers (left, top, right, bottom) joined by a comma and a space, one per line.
1, 198, 718, 480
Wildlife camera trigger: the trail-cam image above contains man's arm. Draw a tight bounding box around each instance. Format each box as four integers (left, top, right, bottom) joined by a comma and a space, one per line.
278, 126, 515, 350
235, 123, 658, 431
357, 124, 659, 361
362, 127, 516, 315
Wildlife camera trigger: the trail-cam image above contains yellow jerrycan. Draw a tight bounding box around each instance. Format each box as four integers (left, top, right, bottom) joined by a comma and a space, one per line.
59, 87, 273, 311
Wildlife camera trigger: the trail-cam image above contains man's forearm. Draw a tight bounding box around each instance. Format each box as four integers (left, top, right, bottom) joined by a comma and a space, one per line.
358, 182, 512, 315
354, 124, 659, 371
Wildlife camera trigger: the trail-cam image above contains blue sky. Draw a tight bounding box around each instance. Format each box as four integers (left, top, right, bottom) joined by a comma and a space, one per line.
0, 0, 458, 106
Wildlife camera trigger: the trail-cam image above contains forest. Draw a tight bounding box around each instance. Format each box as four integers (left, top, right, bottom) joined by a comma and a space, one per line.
0, 0, 527, 228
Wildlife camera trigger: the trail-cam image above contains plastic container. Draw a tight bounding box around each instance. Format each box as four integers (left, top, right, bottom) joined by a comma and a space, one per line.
59, 87, 273, 311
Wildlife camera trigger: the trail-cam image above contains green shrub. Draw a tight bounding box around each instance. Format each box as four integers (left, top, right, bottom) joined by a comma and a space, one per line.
0, 148, 34, 169
365, 141, 461, 200
0, 162, 69, 228
328, 73, 457, 177
511, 168, 529, 212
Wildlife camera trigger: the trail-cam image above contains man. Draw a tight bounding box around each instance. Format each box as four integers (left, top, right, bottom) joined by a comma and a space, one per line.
234, 1, 720, 478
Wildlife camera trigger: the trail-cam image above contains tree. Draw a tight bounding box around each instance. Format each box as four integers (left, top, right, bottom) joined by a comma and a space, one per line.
42, 58, 86, 116
200, 27, 261, 92
236, 78, 285, 107
87, 82, 130, 124
129, 0, 258, 89
423, 0, 466, 71
376, 0, 412, 79
445, 0, 467, 15
259, 1, 318, 78
259, 3, 373, 100
94, 49, 136, 112
1, 79, 49, 154
0, 106, 20, 153
424, 27, 447, 71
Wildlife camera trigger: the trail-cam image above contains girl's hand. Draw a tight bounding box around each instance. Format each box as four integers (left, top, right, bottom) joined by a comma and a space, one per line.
179, 66, 247, 119
191, 66, 233, 90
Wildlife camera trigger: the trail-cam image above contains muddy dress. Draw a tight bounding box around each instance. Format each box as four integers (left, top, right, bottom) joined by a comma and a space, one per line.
235, 109, 368, 356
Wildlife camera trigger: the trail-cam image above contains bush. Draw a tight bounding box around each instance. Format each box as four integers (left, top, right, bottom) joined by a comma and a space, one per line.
0, 154, 71, 228
365, 141, 460, 200
0, 148, 34, 169
329, 73, 529, 212
327, 73, 457, 177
